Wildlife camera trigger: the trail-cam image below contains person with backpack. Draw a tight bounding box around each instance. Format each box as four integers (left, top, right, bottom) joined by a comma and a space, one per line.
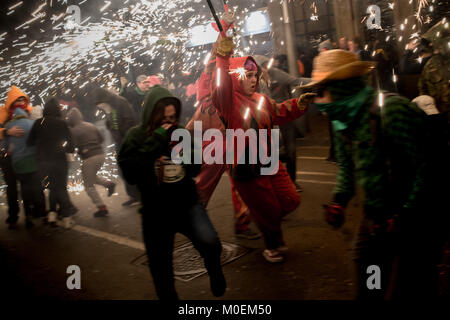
300, 49, 432, 299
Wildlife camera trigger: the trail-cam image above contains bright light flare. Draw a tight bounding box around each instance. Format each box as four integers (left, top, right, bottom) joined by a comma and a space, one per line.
216, 68, 221, 88
244, 107, 250, 119
257, 96, 264, 110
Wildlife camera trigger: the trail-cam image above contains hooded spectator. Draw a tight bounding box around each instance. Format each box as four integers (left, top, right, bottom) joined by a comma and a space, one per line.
67, 107, 116, 217
28, 97, 77, 227
118, 85, 225, 300
1, 86, 44, 228
92, 87, 139, 206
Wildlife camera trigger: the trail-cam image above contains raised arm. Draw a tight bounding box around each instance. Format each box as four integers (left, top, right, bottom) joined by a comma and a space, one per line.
211, 38, 235, 125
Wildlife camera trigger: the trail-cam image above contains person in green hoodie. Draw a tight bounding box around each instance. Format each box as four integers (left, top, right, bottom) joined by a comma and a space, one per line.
118, 85, 225, 300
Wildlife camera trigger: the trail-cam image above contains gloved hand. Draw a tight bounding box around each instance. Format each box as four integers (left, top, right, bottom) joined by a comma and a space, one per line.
216, 36, 235, 57
371, 215, 398, 235
222, 11, 235, 27
323, 203, 345, 228
297, 92, 317, 110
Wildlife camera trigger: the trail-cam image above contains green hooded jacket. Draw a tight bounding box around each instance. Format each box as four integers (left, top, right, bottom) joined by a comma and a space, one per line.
330, 94, 428, 221
117, 86, 201, 209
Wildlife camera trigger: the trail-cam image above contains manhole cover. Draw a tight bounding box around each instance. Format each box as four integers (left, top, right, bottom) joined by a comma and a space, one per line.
132, 241, 251, 282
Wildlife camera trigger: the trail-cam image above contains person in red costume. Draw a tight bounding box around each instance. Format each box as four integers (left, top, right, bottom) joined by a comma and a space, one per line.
186, 12, 260, 240
186, 58, 260, 240
210, 25, 312, 263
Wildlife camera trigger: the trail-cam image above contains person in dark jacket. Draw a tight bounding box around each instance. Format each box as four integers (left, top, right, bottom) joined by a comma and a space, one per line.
92, 87, 139, 206
67, 108, 116, 217
118, 85, 225, 300
28, 97, 77, 227
120, 75, 150, 120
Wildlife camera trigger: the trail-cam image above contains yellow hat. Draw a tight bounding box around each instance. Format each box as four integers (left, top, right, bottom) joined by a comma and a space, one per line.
298, 49, 376, 89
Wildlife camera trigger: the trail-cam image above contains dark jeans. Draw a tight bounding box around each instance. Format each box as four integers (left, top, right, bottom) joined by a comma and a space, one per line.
0, 156, 19, 222
118, 166, 140, 200
40, 160, 73, 217
353, 218, 396, 300
280, 122, 297, 183
354, 217, 440, 300
142, 203, 222, 300
16, 172, 46, 218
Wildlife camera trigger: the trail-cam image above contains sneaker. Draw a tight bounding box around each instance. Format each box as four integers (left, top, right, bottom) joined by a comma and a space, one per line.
235, 228, 261, 240
209, 268, 226, 297
262, 249, 284, 263
122, 198, 140, 207
106, 183, 116, 197
295, 183, 303, 193
94, 208, 109, 217
62, 217, 75, 229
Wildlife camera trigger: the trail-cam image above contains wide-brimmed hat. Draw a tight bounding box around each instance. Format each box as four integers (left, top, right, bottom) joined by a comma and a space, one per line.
298, 49, 376, 89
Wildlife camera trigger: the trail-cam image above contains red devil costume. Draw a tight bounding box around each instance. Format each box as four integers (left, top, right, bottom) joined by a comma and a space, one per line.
211, 37, 308, 261
186, 61, 253, 236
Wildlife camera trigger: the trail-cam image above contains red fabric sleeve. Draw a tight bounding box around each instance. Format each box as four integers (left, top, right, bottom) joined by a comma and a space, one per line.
212, 54, 234, 125
269, 98, 308, 126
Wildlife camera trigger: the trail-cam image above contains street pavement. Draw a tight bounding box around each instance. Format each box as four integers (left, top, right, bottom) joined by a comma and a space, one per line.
0, 109, 447, 300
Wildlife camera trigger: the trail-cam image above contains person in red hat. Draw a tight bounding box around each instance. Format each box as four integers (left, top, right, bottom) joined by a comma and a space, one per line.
211, 27, 310, 263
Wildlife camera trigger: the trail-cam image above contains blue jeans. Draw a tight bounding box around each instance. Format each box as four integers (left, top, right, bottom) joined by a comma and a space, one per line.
141, 202, 222, 300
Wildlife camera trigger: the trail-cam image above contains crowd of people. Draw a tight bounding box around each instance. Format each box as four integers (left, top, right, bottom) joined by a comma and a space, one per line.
0, 11, 448, 301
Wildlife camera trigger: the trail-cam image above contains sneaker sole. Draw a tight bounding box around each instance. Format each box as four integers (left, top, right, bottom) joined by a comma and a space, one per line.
235, 234, 261, 240
262, 251, 285, 263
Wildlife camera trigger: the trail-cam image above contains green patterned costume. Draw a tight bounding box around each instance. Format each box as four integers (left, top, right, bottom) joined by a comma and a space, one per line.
318, 82, 427, 222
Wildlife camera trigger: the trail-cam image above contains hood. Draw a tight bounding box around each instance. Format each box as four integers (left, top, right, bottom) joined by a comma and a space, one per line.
92, 87, 115, 105
229, 56, 260, 95
5, 86, 30, 111
67, 107, 83, 127
141, 85, 181, 127
43, 97, 62, 118
253, 55, 269, 67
